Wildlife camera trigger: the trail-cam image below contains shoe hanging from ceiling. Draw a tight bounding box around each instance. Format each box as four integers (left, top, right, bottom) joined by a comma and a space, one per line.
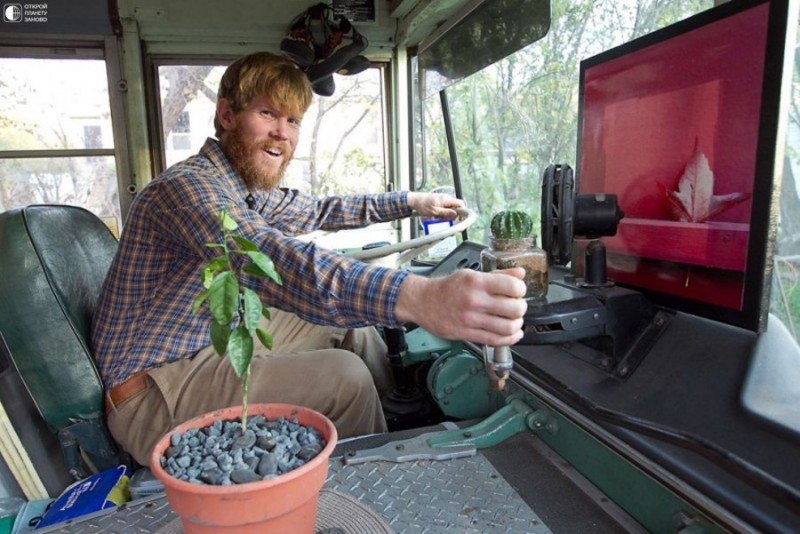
280, 3, 368, 97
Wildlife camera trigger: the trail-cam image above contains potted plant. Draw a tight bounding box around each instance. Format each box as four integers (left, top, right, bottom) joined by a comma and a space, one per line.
149, 211, 338, 533
481, 210, 548, 299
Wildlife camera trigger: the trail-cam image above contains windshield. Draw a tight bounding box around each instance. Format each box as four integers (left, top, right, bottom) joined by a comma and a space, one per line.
412, 0, 800, 344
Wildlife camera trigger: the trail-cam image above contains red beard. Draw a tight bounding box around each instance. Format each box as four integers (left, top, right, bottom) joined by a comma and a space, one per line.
220, 126, 292, 191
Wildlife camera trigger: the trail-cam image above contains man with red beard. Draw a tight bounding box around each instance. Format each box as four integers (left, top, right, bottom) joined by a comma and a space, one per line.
92, 52, 527, 466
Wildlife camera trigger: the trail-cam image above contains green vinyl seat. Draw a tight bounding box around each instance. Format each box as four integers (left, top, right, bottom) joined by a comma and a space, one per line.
0, 204, 126, 483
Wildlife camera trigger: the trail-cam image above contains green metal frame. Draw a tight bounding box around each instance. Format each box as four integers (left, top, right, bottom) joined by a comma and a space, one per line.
403, 326, 724, 532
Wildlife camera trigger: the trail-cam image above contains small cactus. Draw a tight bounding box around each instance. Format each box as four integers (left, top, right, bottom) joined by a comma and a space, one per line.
490, 210, 533, 239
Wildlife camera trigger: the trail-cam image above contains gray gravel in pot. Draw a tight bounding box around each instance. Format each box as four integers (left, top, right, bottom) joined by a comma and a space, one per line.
158, 414, 327, 485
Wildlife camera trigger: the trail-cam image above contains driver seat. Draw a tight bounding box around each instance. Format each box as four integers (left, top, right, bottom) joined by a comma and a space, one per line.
0, 204, 126, 492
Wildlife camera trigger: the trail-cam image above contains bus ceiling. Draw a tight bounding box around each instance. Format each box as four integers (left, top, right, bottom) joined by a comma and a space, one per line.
1, 0, 551, 70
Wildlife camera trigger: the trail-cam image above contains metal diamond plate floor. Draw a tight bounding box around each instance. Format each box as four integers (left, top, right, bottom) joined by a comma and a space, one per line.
32, 450, 550, 533
325, 451, 551, 533
32, 492, 176, 533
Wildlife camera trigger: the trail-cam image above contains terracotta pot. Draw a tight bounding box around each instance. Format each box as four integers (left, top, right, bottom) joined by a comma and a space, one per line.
150, 403, 337, 533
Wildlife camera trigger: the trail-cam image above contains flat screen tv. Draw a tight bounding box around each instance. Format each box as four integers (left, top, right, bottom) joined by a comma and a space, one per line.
575, 0, 795, 332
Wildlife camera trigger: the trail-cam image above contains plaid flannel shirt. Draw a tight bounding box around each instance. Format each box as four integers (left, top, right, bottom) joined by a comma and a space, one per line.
92, 138, 411, 389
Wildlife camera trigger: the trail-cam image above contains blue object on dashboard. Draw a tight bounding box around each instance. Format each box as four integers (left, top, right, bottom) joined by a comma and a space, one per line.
422, 219, 454, 235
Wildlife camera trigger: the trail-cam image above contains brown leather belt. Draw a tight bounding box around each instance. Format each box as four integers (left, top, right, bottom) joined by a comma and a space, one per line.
104, 370, 150, 414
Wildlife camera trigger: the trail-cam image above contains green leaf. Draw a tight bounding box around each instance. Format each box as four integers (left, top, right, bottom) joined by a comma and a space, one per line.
227, 324, 254, 378
261, 307, 271, 321
242, 288, 262, 332
245, 251, 283, 285
242, 263, 267, 278
191, 290, 208, 314
207, 271, 238, 325
256, 327, 273, 350
210, 321, 230, 357
202, 256, 229, 288
205, 256, 229, 272
220, 211, 238, 231
231, 235, 259, 252
202, 268, 214, 289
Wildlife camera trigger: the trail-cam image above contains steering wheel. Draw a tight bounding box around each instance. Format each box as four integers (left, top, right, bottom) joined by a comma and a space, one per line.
345, 207, 477, 266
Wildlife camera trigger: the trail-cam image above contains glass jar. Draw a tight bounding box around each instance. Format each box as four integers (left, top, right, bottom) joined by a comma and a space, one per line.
481, 236, 548, 300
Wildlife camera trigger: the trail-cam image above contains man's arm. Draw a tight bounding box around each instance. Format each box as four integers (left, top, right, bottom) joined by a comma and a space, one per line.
266, 189, 466, 235
395, 267, 527, 346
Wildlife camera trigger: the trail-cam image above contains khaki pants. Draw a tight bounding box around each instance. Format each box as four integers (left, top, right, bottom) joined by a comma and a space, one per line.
107, 310, 391, 466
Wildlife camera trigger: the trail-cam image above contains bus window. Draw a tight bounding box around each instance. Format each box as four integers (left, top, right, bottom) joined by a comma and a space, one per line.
0, 55, 121, 234
415, 0, 714, 245
773, 6, 800, 341
156, 64, 222, 169
156, 63, 392, 249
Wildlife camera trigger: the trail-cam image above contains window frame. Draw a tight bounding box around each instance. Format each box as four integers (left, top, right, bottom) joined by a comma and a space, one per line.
0, 39, 133, 224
